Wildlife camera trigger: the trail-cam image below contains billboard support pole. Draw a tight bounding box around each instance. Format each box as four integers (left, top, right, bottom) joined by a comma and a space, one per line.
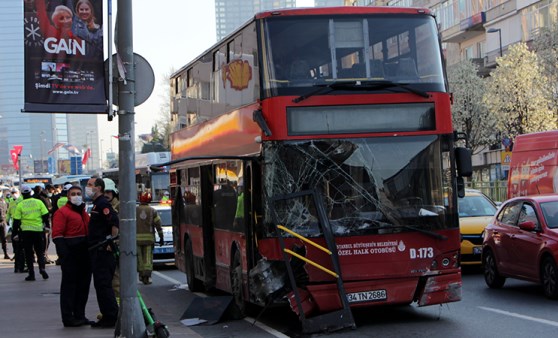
116, 0, 145, 336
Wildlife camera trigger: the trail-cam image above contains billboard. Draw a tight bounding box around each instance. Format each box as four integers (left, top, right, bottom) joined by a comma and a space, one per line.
23, 0, 106, 113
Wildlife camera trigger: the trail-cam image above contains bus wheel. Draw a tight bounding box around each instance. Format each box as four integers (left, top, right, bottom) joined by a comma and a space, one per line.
229, 250, 246, 319
184, 238, 203, 292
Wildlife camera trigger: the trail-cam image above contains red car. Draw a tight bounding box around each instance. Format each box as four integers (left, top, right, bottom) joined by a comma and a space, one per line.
482, 195, 558, 299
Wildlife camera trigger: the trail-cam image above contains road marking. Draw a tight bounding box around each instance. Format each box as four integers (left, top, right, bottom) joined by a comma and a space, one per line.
479, 306, 558, 327
244, 317, 290, 338
153, 270, 182, 285
152, 271, 288, 337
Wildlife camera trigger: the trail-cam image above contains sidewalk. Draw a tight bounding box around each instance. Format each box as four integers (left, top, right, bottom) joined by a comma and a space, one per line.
0, 251, 200, 338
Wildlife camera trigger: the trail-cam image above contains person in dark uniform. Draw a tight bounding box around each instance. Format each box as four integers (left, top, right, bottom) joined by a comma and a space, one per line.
52, 185, 92, 327
86, 177, 119, 328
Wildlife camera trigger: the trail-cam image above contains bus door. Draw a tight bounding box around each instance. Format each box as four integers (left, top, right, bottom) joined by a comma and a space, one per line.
200, 165, 217, 287
245, 160, 263, 269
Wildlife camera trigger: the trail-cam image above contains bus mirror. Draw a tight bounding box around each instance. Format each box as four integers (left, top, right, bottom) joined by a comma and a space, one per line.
457, 177, 465, 198
455, 147, 472, 177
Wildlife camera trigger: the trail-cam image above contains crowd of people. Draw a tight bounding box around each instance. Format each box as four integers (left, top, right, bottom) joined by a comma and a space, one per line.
0, 177, 166, 330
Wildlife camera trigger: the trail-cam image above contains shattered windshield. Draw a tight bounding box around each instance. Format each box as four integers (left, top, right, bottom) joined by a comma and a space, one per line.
263, 135, 455, 237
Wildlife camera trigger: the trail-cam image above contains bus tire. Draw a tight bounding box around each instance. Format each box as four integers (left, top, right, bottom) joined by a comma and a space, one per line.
184, 238, 203, 292
229, 249, 246, 319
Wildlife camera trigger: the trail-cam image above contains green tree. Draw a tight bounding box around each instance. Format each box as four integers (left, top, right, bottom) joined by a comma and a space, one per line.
448, 59, 496, 154
484, 42, 555, 140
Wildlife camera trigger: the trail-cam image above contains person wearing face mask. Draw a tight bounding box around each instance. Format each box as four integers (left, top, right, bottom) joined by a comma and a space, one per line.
52, 185, 93, 327
0, 191, 9, 259
7, 188, 26, 273
13, 185, 50, 281
86, 177, 119, 328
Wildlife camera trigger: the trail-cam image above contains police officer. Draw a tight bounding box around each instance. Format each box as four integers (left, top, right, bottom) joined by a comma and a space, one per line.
136, 192, 164, 285
7, 188, 25, 273
86, 177, 119, 328
52, 185, 92, 327
13, 185, 50, 281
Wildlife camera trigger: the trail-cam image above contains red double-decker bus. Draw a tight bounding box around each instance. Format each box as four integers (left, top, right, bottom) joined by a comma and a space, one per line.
165, 7, 471, 332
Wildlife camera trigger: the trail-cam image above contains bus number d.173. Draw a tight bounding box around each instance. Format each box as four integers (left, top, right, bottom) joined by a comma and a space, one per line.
409, 247, 434, 259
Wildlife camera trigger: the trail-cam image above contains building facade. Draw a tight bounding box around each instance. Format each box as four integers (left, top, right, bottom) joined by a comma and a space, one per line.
215, 0, 297, 41
366, 0, 557, 187
0, 2, 101, 177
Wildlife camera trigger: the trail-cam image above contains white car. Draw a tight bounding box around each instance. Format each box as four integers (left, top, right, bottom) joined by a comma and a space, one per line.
151, 204, 174, 265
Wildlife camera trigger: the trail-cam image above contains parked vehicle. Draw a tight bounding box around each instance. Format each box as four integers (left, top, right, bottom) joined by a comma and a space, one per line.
482, 194, 558, 298
151, 204, 174, 265
508, 130, 558, 198
459, 189, 498, 265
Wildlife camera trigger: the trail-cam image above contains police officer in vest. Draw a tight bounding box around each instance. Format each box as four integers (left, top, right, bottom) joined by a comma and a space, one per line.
86, 177, 119, 328
52, 184, 92, 327
12, 185, 50, 281
136, 192, 164, 285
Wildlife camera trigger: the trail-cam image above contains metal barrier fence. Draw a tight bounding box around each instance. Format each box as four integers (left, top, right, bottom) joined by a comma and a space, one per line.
466, 180, 508, 203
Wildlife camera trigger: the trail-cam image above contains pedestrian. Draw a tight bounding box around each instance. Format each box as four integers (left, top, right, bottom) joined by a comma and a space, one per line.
102, 178, 120, 303
0, 192, 9, 259
12, 185, 50, 281
136, 192, 164, 285
103, 178, 119, 213
52, 184, 93, 327
86, 177, 119, 328
7, 188, 25, 273
34, 185, 53, 264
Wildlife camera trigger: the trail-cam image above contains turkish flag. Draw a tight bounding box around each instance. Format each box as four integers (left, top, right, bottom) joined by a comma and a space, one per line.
10, 149, 19, 170
82, 147, 91, 165
13, 145, 23, 156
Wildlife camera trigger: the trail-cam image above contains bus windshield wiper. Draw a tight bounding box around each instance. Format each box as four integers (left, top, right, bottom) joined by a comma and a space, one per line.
293, 80, 430, 103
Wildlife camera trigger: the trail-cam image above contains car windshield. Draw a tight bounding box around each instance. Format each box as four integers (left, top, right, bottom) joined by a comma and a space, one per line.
157, 208, 172, 226
458, 194, 496, 217
540, 201, 558, 229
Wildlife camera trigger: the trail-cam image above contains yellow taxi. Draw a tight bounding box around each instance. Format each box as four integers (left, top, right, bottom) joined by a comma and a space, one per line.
458, 189, 498, 265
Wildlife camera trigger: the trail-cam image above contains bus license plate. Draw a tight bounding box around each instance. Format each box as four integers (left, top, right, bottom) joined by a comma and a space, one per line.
155, 247, 173, 254
347, 289, 387, 303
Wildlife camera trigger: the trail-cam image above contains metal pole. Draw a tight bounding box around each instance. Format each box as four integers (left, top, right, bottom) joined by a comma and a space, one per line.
116, 0, 145, 336
498, 29, 502, 57
18, 154, 22, 187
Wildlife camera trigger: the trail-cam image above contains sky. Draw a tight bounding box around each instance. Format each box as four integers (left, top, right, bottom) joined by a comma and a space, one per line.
98, 0, 314, 154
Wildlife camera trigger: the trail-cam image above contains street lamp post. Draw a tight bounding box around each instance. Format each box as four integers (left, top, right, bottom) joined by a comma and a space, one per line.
40, 130, 45, 173
487, 28, 502, 57
100, 138, 104, 169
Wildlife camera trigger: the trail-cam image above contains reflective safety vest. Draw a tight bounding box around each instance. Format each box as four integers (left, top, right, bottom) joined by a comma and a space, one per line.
14, 198, 49, 232
57, 196, 68, 208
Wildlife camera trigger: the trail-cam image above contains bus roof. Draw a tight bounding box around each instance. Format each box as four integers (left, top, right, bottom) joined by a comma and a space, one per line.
514, 130, 558, 152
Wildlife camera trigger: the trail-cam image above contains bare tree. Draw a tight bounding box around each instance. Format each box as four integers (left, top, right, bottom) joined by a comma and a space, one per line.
448, 59, 496, 154
484, 42, 555, 140
532, 22, 558, 119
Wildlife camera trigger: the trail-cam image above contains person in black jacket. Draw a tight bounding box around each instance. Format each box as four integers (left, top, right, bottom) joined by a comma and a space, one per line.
86, 177, 119, 328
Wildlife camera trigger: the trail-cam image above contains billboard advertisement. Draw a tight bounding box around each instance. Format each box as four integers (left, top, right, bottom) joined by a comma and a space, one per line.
23, 0, 106, 113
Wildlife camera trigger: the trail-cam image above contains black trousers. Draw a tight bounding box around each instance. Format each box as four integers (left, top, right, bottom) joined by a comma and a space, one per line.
59, 242, 91, 323
0, 225, 7, 255
11, 233, 25, 272
90, 249, 118, 320
22, 231, 46, 276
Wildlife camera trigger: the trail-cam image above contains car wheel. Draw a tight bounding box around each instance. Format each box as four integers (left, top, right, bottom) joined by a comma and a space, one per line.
541, 257, 558, 299
483, 249, 505, 288
184, 238, 203, 292
229, 249, 246, 319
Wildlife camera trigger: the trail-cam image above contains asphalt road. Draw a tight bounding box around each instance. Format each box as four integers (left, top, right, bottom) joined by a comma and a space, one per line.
149, 265, 558, 338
